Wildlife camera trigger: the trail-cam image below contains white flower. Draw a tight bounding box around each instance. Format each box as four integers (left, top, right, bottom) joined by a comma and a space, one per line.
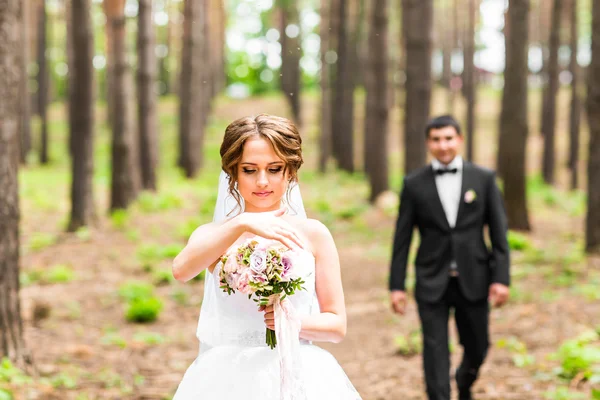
249, 249, 267, 274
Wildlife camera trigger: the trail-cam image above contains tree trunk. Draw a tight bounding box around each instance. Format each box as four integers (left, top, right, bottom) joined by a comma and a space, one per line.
158, 0, 171, 96
66, 0, 77, 158
178, 0, 205, 178
586, 0, 600, 253
279, 0, 302, 126
319, 0, 333, 172
402, 0, 433, 174
568, 0, 581, 190
332, 0, 355, 172
499, 0, 531, 231
0, 0, 28, 366
102, 0, 114, 126
541, 0, 562, 184
20, 0, 32, 164
350, 0, 366, 90
202, 0, 211, 121
137, 0, 158, 191
68, 0, 96, 231
37, 0, 49, 164
463, 0, 477, 162
441, 0, 453, 111
364, 0, 389, 202
216, 0, 226, 94
106, 0, 140, 210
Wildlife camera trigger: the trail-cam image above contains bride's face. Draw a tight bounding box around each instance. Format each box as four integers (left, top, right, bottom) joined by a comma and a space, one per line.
236, 136, 289, 213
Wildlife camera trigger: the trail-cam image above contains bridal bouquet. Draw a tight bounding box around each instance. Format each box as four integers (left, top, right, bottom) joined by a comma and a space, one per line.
218, 237, 306, 349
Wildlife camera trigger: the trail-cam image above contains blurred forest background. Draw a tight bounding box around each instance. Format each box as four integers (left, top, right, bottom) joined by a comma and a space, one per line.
1, 0, 600, 399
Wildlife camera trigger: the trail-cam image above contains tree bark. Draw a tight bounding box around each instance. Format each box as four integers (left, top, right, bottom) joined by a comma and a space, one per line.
319, 0, 333, 172
279, 0, 302, 125
402, 0, 433, 174
568, 0, 581, 190
463, 0, 477, 162
102, 0, 114, 126
541, 0, 562, 184
66, 0, 77, 159
364, 0, 389, 202
586, 0, 600, 253
0, 0, 28, 366
332, 0, 355, 172
158, 0, 171, 96
137, 0, 159, 191
178, 0, 205, 178
68, 0, 96, 231
20, 0, 32, 164
107, 0, 140, 210
499, 0, 531, 231
37, 0, 49, 164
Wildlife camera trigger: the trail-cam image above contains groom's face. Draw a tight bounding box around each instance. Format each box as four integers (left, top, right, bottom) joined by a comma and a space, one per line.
427, 126, 463, 165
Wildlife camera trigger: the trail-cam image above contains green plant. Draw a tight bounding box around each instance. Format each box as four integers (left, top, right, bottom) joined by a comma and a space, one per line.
28, 232, 57, 251
496, 337, 535, 368
133, 331, 165, 345
118, 281, 154, 302
507, 231, 532, 251
46, 264, 75, 283
136, 191, 183, 213
170, 288, 189, 305
153, 270, 175, 285
50, 372, 78, 389
394, 330, 422, 356
551, 331, 600, 381
101, 332, 127, 348
126, 297, 163, 323
0, 389, 13, 400
0, 358, 31, 386
110, 209, 129, 230
544, 387, 586, 400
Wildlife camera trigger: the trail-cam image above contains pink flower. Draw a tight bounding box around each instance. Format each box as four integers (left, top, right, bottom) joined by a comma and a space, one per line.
279, 253, 295, 282
237, 269, 253, 294
464, 189, 477, 203
223, 255, 239, 274
225, 272, 239, 289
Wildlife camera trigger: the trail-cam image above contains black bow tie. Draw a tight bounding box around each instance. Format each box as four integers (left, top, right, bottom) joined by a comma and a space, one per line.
435, 168, 458, 175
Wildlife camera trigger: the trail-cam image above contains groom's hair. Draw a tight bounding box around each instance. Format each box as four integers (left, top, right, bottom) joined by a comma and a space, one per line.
425, 115, 462, 138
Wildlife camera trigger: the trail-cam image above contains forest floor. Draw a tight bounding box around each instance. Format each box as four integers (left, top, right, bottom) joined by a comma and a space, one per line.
4, 88, 600, 400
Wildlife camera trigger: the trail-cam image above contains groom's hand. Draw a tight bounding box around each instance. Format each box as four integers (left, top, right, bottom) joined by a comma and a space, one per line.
390, 290, 407, 315
489, 283, 509, 307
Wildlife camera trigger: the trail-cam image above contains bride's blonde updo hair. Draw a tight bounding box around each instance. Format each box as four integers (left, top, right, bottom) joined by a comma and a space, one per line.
220, 114, 304, 211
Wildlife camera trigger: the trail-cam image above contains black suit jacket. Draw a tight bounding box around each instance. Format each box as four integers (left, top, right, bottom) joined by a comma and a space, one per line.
389, 162, 510, 303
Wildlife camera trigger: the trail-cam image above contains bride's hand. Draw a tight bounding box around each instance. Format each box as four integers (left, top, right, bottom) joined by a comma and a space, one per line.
238, 208, 305, 250
259, 304, 275, 330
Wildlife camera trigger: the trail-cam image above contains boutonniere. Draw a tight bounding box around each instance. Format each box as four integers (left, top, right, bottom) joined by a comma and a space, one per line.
464, 189, 477, 203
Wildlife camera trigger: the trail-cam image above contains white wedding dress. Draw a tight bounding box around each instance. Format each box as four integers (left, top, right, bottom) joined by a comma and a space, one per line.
173, 243, 362, 399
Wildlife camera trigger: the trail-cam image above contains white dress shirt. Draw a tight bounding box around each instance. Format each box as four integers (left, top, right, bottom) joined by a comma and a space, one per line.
431, 156, 463, 229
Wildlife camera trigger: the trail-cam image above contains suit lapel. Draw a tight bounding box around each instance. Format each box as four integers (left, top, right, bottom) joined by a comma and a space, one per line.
456, 162, 474, 224
425, 166, 451, 231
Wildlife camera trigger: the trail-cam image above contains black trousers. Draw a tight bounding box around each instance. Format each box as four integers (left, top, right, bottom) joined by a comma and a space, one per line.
417, 278, 489, 400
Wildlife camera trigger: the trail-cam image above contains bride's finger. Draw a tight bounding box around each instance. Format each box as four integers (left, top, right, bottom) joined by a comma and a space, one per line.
277, 229, 304, 249
275, 234, 296, 251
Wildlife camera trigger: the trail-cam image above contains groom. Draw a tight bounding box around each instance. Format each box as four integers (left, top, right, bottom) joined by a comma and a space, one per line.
389, 115, 510, 400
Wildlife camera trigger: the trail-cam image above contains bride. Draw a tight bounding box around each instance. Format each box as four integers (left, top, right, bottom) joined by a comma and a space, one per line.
171, 114, 362, 399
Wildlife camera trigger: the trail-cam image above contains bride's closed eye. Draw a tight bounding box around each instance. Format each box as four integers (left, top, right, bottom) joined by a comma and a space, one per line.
242, 168, 283, 174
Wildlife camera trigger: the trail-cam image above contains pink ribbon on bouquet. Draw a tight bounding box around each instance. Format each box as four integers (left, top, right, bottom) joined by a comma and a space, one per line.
269, 294, 304, 400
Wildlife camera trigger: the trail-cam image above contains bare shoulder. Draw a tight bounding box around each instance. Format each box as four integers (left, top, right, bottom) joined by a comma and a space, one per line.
283, 216, 333, 255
